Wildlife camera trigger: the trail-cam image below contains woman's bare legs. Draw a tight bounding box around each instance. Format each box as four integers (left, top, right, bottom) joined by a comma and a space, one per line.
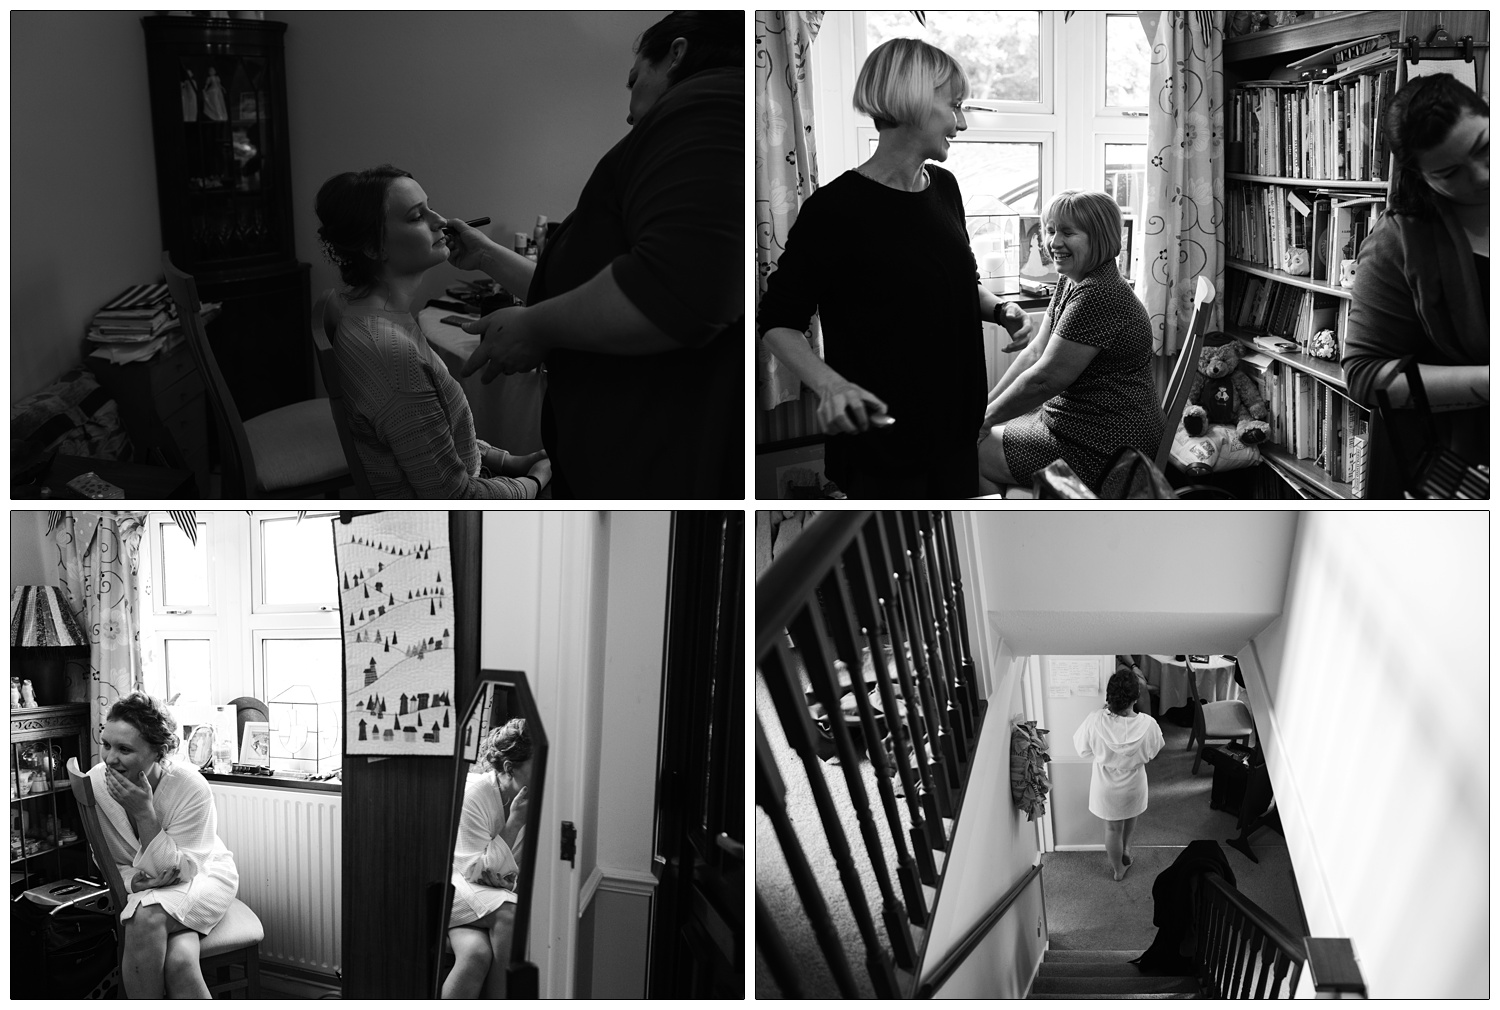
1104, 820, 1128, 881
163, 929, 210, 998
1121, 815, 1138, 865
481, 903, 517, 998
443, 926, 493, 999
978, 425, 1015, 491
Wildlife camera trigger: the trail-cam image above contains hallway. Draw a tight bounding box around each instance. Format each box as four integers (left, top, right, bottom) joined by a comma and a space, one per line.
1043, 718, 1305, 953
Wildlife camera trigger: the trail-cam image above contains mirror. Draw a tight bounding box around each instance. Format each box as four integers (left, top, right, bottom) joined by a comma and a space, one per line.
436, 670, 547, 998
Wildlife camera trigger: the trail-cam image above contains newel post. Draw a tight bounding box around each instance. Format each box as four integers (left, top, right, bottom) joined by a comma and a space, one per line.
1304, 938, 1367, 998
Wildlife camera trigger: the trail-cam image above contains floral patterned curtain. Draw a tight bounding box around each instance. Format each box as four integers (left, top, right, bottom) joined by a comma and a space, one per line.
50, 511, 147, 764
1141, 11, 1225, 361
754, 11, 824, 411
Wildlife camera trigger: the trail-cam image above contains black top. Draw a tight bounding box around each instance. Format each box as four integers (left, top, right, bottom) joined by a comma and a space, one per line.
529, 67, 743, 499
757, 166, 986, 496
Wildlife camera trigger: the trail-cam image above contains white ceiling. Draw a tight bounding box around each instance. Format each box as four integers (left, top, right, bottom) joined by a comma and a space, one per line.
963, 511, 1299, 655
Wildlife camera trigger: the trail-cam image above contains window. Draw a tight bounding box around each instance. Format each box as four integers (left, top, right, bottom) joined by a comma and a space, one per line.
140, 512, 343, 763
818, 12, 1153, 292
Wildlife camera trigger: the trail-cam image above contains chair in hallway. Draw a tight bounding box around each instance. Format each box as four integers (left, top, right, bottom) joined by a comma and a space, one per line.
1184, 659, 1255, 775
66, 758, 264, 998
162, 251, 351, 498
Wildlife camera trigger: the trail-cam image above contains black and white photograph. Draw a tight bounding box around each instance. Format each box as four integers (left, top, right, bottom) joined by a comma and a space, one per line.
12, 11, 744, 502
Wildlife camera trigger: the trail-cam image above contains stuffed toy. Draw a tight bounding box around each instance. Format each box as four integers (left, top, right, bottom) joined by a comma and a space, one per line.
1309, 328, 1338, 360
1182, 336, 1270, 444
1283, 246, 1311, 276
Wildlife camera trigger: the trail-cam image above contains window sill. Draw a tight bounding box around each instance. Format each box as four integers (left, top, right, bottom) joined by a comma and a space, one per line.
203, 770, 340, 793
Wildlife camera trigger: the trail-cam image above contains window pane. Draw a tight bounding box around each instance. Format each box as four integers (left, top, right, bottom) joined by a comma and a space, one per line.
261, 515, 338, 608
866, 11, 1041, 105
160, 521, 208, 608
164, 639, 212, 703
1105, 14, 1151, 107
1105, 143, 1147, 281
264, 638, 342, 769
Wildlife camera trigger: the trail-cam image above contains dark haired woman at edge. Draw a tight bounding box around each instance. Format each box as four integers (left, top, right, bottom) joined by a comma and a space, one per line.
448, 11, 744, 499
90, 692, 240, 998
1343, 72, 1489, 496
1073, 671, 1165, 882
315, 166, 550, 498
444, 719, 533, 999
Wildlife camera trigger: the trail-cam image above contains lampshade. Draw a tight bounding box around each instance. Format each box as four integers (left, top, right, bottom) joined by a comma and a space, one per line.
10, 586, 86, 648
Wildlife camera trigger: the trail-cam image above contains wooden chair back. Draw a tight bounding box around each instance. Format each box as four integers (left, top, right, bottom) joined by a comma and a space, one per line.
161, 251, 258, 497
310, 290, 375, 497
1155, 274, 1217, 470
66, 757, 129, 913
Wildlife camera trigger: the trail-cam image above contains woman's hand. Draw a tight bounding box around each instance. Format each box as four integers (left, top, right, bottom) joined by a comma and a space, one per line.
500, 785, 529, 847
130, 865, 182, 892
442, 218, 495, 273
105, 766, 156, 824
817, 381, 889, 435
461, 306, 547, 382
1000, 303, 1037, 353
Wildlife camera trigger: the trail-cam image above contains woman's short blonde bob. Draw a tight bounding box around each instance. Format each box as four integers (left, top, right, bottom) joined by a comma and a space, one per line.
854, 38, 970, 131
1044, 189, 1124, 276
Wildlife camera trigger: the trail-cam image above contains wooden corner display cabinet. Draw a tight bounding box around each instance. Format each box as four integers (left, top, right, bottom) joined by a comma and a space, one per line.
1221, 9, 1489, 499
10, 704, 93, 898
142, 15, 312, 422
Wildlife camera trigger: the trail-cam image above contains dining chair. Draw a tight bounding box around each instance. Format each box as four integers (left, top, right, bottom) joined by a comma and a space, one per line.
66, 758, 264, 998
983, 273, 1219, 499
309, 289, 376, 497
1183, 660, 1255, 775
161, 252, 351, 498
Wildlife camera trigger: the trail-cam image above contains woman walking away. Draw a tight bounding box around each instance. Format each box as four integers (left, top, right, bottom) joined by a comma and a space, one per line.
1073, 669, 1165, 881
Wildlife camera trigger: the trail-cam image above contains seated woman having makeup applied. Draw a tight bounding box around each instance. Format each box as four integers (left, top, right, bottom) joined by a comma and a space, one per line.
978, 189, 1164, 495
315, 166, 552, 499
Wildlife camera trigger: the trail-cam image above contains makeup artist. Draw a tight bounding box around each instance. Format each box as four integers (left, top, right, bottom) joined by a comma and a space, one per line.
445, 11, 743, 499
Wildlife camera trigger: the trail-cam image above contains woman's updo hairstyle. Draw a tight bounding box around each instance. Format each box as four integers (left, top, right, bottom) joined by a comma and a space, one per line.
1385, 72, 1490, 217
315, 164, 413, 294
636, 11, 744, 85
1105, 670, 1138, 715
107, 691, 180, 759
478, 718, 533, 773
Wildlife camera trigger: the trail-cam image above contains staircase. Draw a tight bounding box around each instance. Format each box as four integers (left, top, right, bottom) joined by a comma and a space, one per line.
1030, 950, 1197, 999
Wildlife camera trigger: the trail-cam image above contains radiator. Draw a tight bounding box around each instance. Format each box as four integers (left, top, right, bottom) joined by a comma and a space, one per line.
210, 782, 342, 977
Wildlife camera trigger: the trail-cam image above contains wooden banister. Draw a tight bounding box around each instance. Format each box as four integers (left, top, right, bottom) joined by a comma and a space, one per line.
915, 863, 1043, 998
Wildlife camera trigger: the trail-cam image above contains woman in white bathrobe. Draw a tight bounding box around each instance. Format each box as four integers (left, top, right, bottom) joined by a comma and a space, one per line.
443, 718, 532, 999
1073, 670, 1165, 882
93, 692, 239, 998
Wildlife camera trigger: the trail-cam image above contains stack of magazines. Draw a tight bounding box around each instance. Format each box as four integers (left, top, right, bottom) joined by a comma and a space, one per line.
87, 282, 219, 365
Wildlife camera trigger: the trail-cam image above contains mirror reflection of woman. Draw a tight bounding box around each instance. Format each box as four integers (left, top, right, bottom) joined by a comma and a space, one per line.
443, 719, 532, 999
90, 692, 240, 998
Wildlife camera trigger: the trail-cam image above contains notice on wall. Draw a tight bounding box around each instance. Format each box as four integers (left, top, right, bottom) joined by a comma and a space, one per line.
337, 512, 456, 757
1050, 658, 1101, 696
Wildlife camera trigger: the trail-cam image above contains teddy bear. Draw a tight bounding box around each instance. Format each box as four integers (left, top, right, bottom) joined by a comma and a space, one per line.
1182, 336, 1270, 444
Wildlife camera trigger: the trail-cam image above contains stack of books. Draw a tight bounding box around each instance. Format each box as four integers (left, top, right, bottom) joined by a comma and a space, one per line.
87, 283, 218, 365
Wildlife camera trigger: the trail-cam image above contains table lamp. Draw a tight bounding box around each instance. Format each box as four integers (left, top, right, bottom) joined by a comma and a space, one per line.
10, 586, 87, 709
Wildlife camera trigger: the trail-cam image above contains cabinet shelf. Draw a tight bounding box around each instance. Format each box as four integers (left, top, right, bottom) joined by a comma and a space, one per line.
11, 838, 84, 864
14, 782, 72, 800
1226, 259, 1354, 301
1224, 11, 1404, 62
1226, 173, 1387, 191
1228, 326, 1349, 393
1260, 443, 1356, 500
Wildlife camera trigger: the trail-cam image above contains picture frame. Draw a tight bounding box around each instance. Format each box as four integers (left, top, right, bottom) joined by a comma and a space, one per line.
239, 721, 270, 766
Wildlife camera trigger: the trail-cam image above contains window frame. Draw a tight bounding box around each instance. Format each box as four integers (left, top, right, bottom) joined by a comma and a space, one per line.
148, 512, 216, 617
249, 509, 342, 615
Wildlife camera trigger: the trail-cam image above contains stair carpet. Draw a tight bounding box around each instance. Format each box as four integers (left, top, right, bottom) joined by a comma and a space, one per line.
1030, 950, 1199, 999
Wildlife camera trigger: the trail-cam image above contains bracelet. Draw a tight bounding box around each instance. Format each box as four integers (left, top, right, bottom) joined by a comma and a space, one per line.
518, 475, 540, 497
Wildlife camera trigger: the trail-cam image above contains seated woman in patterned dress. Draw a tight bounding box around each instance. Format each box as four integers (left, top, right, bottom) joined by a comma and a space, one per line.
442, 719, 532, 999
315, 165, 552, 498
977, 190, 1164, 494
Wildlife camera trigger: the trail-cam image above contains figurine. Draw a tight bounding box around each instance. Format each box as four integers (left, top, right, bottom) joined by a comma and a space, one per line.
19, 680, 38, 709
1339, 258, 1359, 288
181, 67, 198, 122
202, 66, 228, 121
1283, 246, 1311, 276
10, 678, 20, 709
1310, 328, 1339, 360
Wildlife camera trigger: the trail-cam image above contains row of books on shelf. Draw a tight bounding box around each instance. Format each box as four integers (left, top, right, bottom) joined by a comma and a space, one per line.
1227, 182, 1384, 285
87, 281, 218, 365
1242, 353, 1370, 496
1228, 272, 1351, 358
1229, 34, 1398, 181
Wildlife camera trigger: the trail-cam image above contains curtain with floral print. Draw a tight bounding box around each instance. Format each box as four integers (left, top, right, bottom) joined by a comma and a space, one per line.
755, 10, 824, 411
50, 510, 147, 763
1141, 11, 1225, 361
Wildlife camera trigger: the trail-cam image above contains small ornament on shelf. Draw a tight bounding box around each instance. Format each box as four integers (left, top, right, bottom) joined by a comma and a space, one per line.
19, 679, 37, 709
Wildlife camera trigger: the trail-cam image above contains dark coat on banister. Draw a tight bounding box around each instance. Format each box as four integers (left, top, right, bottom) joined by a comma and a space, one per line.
1131, 839, 1236, 975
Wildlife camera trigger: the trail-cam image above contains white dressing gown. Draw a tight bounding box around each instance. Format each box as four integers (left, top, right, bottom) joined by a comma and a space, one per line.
448, 771, 523, 927
88, 760, 238, 934
1072, 709, 1165, 821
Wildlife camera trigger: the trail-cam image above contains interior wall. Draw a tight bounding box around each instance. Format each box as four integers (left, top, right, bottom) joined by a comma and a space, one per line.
968, 512, 1296, 654
1242, 511, 1487, 999
11, 512, 56, 587
11, 11, 161, 402
281, 11, 666, 311
918, 651, 1043, 996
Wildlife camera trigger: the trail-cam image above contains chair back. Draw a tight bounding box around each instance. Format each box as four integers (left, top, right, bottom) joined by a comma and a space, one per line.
66, 757, 128, 914
161, 251, 258, 497
1155, 274, 1216, 470
310, 290, 375, 497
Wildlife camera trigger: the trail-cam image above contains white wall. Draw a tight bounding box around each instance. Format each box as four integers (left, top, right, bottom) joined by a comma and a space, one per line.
920, 650, 1044, 998
969, 512, 1297, 654
1241, 511, 1487, 999
11, 512, 56, 587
